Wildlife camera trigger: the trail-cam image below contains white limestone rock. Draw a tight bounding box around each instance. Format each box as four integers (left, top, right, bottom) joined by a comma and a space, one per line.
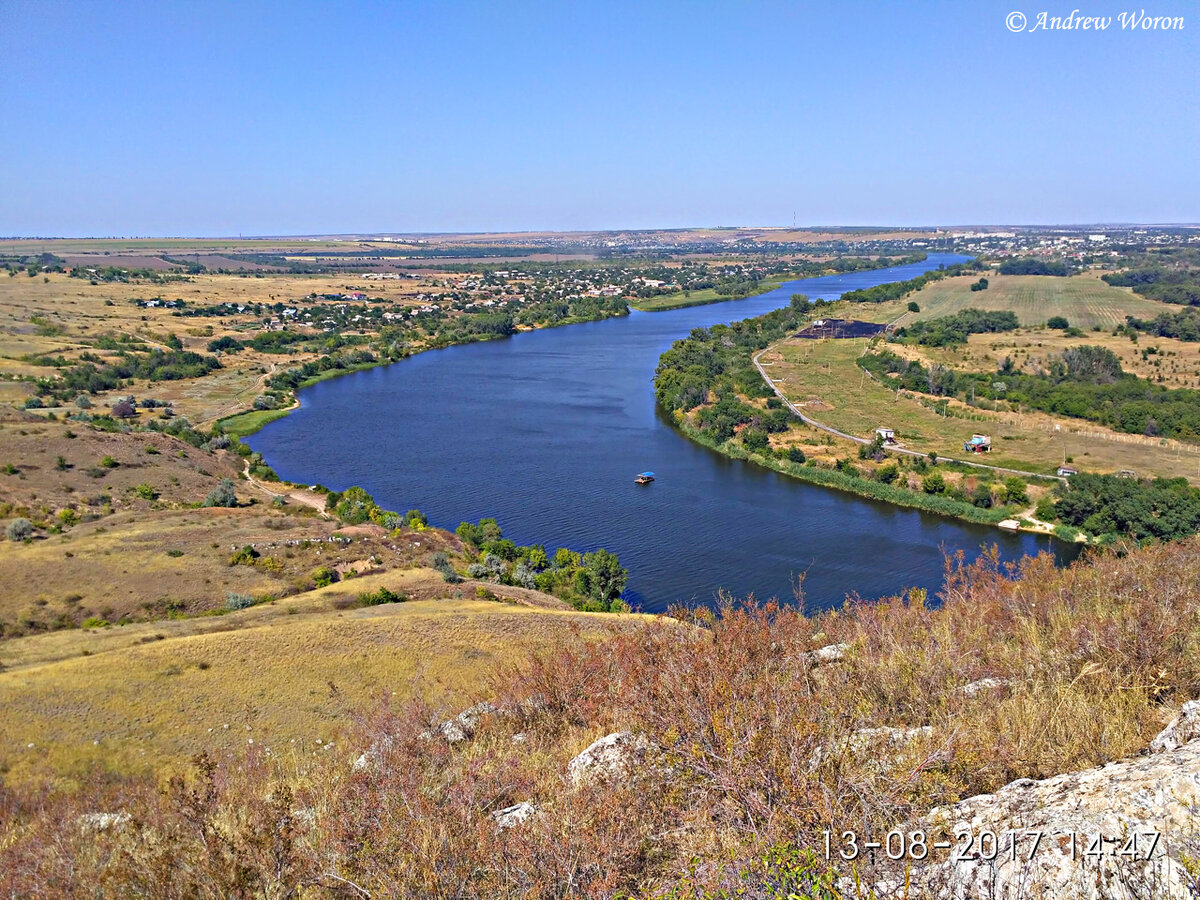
567, 731, 649, 786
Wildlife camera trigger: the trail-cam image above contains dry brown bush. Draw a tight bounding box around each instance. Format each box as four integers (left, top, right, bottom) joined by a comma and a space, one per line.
4, 540, 1200, 897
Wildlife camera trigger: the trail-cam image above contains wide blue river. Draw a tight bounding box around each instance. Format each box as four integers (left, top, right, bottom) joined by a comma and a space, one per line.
249, 253, 1075, 613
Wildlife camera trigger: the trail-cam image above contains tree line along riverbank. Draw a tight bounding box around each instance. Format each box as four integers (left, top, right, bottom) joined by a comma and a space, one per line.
653, 287, 1200, 545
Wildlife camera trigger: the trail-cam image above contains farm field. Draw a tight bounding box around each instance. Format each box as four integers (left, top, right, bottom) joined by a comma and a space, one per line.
898, 271, 1164, 330
765, 333, 1200, 482
829, 273, 1200, 391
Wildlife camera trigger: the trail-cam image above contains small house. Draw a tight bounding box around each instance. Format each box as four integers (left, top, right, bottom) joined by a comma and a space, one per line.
875, 427, 897, 444
963, 433, 992, 453
1057, 466, 1078, 477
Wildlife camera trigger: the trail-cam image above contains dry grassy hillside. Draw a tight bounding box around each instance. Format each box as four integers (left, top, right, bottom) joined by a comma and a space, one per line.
0, 413, 467, 634
0, 594, 637, 785
3, 539, 1199, 897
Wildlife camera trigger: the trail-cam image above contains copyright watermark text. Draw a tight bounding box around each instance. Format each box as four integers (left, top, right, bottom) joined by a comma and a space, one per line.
1006, 8, 1184, 32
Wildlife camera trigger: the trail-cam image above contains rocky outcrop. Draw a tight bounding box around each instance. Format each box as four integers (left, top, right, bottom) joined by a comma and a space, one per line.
567, 731, 649, 786
423, 701, 497, 745
886, 737, 1200, 899
810, 725, 933, 771
492, 801, 536, 828
959, 677, 1010, 697
1150, 700, 1200, 754
76, 812, 130, 833
806, 643, 850, 666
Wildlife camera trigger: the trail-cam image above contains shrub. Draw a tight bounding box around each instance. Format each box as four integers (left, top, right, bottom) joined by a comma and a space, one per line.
432, 551, 462, 583
1053, 522, 1082, 541
512, 562, 536, 589
6, 518, 33, 541
311, 566, 337, 588
229, 545, 259, 566
80, 616, 109, 628
1047, 315, 1070, 329
331, 486, 379, 524
741, 427, 769, 453
922, 471, 946, 494
787, 447, 807, 464
357, 587, 407, 606
74, 394, 92, 409
134, 483, 158, 500
203, 478, 238, 507
100, 455, 119, 468
225, 592, 255, 611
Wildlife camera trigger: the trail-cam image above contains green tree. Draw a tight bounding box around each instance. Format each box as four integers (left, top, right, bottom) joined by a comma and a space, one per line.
922, 471, 946, 494
971, 484, 994, 508
553, 547, 581, 570
574, 548, 627, 608
1002, 476, 1029, 505
525, 545, 549, 571
333, 486, 378, 524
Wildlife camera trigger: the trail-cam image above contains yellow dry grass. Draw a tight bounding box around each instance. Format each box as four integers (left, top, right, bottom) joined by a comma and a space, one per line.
766, 335, 1200, 481
900, 272, 1163, 330
0, 270, 435, 422
0, 596, 645, 785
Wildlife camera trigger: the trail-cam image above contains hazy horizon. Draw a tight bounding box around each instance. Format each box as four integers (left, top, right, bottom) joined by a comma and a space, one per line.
3, 0, 1196, 235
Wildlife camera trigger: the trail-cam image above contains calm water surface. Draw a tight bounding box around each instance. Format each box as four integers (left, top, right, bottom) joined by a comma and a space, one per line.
249, 254, 1076, 613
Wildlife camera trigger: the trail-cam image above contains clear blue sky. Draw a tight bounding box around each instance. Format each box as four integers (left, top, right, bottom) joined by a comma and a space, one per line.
1, 0, 1196, 235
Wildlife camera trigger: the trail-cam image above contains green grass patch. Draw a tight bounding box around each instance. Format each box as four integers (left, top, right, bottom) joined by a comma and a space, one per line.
631, 276, 787, 312
217, 406, 294, 438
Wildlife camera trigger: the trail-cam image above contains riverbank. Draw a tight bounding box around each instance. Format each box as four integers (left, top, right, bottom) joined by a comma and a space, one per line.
246, 252, 1068, 612
670, 412, 1013, 527
629, 276, 788, 311
748, 346, 1089, 541
652, 291, 1080, 539
215, 308, 631, 438
629, 255, 930, 312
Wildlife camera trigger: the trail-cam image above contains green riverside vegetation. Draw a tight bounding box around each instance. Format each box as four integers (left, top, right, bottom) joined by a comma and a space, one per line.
318, 486, 630, 612
654, 296, 1026, 528
862, 344, 1200, 440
